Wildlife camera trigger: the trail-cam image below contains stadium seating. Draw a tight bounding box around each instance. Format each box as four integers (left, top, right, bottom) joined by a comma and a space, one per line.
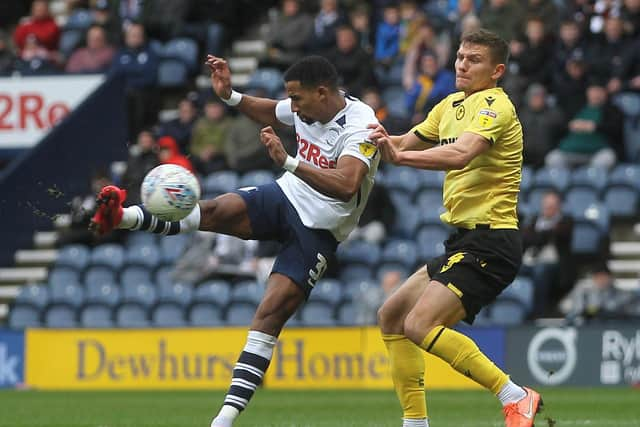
80, 304, 114, 328
499, 276, 534, 315
84, 282, 121, 307
44, 305, 77, 328
125, 244, 161, 269
126, 232, 157, 248
121, 282, 157, 308
203, 170, 240, 195
151, 302, 187, 327
163, 38, 199, 72
338, 264, 374, 283
569, 166, 608, 193
154, 265, 174, 288
120, 265, 153, 287
564, 187, 599, 216
336, 301, 357, 325
194, 280, 232, 306
160, 234, 191, 265
416, 226, 447, 259
308, 279, 343, 306
381, 239, 419, 270
49, 267, 81, 288
416, 170, 445, 191
157, 282, 193, 307
238, 170, 275, 188
604, 186, 639, 219
15, 283, 49, 309
533, 167, 570, 193
230, 281, 264, 305
488, 299, 527, 326
336, 240, 381, 267
158, 60, 189, 88
188, 302, 225, 326
226, 302, 257, 325
247, 68, 284, 97
415, 188, 443, 210
115, 303, 150, 328
8, 305, 41, 329
300, 301, 337, 326
84, 265, 117, 287
382, 86, 409, 118
49, 282, 84, 309
55, 244, 90, 271
383, 167, 421, 196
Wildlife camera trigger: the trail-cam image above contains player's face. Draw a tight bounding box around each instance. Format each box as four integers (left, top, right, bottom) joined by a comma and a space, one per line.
285, 81, 323, 124
454, 42, 504, 95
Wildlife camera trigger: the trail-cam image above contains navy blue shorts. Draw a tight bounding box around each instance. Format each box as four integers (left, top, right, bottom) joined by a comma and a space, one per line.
234, 182, 338, 297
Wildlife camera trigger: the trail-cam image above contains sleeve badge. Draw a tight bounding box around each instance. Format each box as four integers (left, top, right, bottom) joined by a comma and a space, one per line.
477, 109, 497, 127
359, 140, 377, 158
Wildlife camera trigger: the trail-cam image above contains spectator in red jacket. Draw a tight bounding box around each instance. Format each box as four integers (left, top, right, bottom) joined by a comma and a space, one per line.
13, 0, 60, 54
157, 136, 195, 174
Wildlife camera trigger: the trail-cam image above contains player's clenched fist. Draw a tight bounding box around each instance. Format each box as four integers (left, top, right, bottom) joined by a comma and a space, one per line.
260, 126, 288, 167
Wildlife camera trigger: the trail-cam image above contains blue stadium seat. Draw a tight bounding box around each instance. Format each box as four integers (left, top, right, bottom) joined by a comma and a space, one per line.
520, 165, 533, 195
158, 59, 188, 87
309, 279, 343, 305
158, 282, 193, 307
336, 301, 357, 325
230, 281, 264, 305
121, 282, 157, 308
564, 187, 599, 216
126, 232, 157, 248
226, 302, 257, 325
189, 302, 225, 326
84, 282, 121, 307
238, 170, 275, 188
342, 279, 378, 304
533, 167, 570, 193
44, 305, 77, 328
151, 302, 187, 327
8, 305, 41, 329
90, 244, 125, 269
115, 303, 149, 328
125, 244, 161, 269
569, 166, 608, 193
383, 167, 421, 196
203, 170, 239, 195
416, 170, 445, 191
571, 222, 604, 256
338, 264, 374, 283
488, 299, 526, 326
416, 226, 448, 259
381, 239, 419, 270
59, 29, 84, 58
80, 304, 114, 328
49, 282, 84, 309
526, 187, 550, 215
382, 86, 409, 118
15, 283, 48, 309
391, 206, 420, 238
576, 203, 610, 231
49, 267, 81, 288
415, 205, 447, 230
415, 188, 443, 210
56, 244, 90, 271
500, 276, 534, 314
608, 163, 640, 190
84, 265, 117, 288
163, 37, 199, 71
604, 186, 639, 219
248, 68, 284, 97
64, 10, 94, 30
160, 234, 191, 264
154, 265, 174, 288
194, 280, 232, 306
120, 265, 153, 288
300, 301, 337, 326
337, 240, 381, 267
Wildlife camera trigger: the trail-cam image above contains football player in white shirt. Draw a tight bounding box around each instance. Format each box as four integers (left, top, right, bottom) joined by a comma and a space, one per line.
90, 55, 380, 427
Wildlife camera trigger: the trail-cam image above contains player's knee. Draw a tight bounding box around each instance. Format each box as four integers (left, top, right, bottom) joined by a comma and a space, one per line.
403, 310, 439, 346
377, 299, 400, 332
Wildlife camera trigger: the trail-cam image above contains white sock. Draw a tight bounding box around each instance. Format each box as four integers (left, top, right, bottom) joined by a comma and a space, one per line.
497, 380, 527, 406
403, 418, 429, 427
119, 206, 140, 229
119, 204, 201, 233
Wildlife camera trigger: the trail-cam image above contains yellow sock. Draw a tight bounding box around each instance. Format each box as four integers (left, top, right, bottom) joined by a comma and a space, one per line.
421, 326, 509, 394
383, 334, 427, 420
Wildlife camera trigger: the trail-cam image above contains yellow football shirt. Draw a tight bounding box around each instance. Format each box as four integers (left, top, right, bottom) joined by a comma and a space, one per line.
411, 87, 522, 229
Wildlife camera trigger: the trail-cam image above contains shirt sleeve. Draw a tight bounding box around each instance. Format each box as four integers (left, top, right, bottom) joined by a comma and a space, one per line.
409, 97, 446, 143
464, 100, 512, 145
275, 99, 295, 126
337, 128, 378, 169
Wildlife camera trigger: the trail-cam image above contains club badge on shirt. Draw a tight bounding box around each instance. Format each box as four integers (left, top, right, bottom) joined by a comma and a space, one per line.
359, 140, 377, 158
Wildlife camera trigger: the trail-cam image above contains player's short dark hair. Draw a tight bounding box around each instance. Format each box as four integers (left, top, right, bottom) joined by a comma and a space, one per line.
461, 29, 509, 66
283, 55, 339, 90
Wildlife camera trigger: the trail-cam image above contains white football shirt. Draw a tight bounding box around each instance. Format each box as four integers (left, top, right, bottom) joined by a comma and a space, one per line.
275, 96, 380, 241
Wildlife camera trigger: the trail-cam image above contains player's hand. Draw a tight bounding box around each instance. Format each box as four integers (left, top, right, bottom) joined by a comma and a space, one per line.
260, 126, 288, 167
376, 137, 401, 164
367, 123, 388, 144
205, 55, 232, 100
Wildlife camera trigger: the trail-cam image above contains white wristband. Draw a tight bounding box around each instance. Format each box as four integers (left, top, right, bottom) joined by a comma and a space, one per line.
283, 155, 300, 173
222, 89, 242, 106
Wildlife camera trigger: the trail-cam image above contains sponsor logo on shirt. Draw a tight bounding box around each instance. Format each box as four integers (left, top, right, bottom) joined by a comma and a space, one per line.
297, 134, 337, 169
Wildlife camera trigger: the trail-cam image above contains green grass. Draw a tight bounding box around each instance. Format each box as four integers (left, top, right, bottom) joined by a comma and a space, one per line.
1, 388, 639, 426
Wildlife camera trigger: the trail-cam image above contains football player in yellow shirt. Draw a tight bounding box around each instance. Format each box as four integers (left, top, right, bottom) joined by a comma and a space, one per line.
368, 29, 541, 427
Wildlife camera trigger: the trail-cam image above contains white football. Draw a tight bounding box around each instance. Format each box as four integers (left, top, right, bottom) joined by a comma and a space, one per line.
141, 164, 201, 221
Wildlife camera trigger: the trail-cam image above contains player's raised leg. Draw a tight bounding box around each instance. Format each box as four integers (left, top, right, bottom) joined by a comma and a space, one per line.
90, 185, 252, 238
378, 266, 431, 427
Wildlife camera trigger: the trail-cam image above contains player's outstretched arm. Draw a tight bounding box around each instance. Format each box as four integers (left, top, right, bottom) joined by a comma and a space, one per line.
367, 124, 435, 152
205, 55, 280, 127
260, 127, 368, 202
378, 131, 490, 170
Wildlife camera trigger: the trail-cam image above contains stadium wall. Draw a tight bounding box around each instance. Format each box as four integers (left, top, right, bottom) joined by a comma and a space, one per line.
0, 75, 128, 266
4, 325, 636, 390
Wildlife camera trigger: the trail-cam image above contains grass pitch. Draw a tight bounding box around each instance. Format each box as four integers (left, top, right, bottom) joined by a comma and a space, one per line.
1, 388, 639, 426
